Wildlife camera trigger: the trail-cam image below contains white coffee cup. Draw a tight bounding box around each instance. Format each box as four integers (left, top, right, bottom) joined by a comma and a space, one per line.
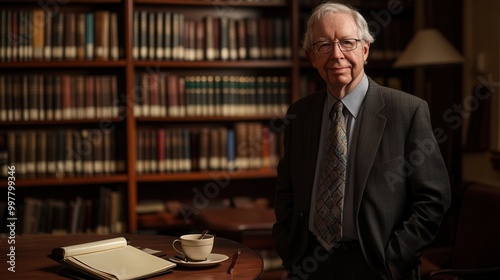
172, 233, 214, 261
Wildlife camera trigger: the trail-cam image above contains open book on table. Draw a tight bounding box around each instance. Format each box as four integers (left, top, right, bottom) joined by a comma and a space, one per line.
48, 237, 176, 280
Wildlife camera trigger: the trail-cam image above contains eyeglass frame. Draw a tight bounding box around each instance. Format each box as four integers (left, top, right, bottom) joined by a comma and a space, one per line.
311, 38, 362, 54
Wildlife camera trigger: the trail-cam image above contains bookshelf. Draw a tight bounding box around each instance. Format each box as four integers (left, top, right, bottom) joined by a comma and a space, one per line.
0, 0, 415, 234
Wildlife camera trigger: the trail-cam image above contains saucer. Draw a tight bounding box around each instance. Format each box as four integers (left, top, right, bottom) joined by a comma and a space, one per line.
168, 253, 229, 267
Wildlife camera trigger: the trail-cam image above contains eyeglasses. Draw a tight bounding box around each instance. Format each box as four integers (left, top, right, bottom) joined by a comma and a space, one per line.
312, 39, 362, 54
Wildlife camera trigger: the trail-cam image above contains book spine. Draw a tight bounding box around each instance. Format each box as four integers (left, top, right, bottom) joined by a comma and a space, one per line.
101, 75, 111, 118
26, 131, 36, 178
220, 17, 229, 61
136, 129, 144, 174
76, 13, 86, 60
13, 76, 21, 120
94, 11, 109, 61
246, 18, 259, 59
28, 75, 38, 120
0, 11, 6, 61
56, 130, 65, 178
157, 129, 165, 173
147, 129, 158, 173
155, 12, 164, 60
64, 12, 76, 60
209, 128, 220, 170
149, 73, 160, 116
132, 11, 139, 59
226, 128, 235, 170
163, 12, 172, 60
11, 11, 18, 62
234, 122, 248, 170
43, 10, 52, 60
205, 16, 214, 60
109, 13, 119, 60
140, 73, 149, 116
44, 75, 54, 120
148, 12, 155, 59
21, 76, 28, 120
65, 130, 75, 177
0, 76, 6, 121
52, 12, 64, 61
85, 13, 94, 60
198, 128, 209, 171
167, 74, 179, 117
61, 75, 71, 119
85, 75, 95, 118
32, 9, 45, 60
36, 130, 47, 177
95, 76, 103, 118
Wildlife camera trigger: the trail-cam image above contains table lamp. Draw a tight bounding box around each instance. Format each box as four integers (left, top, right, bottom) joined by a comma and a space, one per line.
393, 28, 464, 68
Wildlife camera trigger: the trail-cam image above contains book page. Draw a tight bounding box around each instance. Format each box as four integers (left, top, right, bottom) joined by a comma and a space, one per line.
55, 237, 127, 258
66, 245, 175, 280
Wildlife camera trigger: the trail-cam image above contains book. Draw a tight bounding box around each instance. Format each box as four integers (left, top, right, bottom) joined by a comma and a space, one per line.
76, 13, 86, 60
64, 12, 77, 60
52, 12, 64, 61
85, 13, 94, 60
95, 11, 110, 61
48, 237, 176, 280
32, 9, 45, 60
109, 13, 119, 60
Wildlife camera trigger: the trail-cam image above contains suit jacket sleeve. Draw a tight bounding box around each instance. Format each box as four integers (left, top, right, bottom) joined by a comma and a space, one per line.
383, 100, 451, 276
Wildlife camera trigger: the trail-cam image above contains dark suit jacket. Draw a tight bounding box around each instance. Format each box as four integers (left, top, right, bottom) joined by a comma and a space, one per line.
272, 78, 451, 279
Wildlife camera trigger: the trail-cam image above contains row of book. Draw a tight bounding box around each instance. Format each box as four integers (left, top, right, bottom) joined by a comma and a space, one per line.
0, 10, 120, 62
0, 74, 123, 122
1, 129, 126, 180
0, 187, 124, 235
134, 74, 289, 117
133, 11, 291, 61
136, 122, 283, 174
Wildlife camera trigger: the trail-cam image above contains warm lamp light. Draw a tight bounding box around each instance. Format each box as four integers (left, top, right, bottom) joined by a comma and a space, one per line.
394, 28, 464, 67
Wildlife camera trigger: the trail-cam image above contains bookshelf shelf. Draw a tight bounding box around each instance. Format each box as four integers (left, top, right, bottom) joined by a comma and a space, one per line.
0, 61, 127, 69
0, 118, 125, 126
134, 60, 293, 68
137, 169, 277, 182
136, 115, 284, 122
135, 0, 288, 7
13, 175, 128, 187
0, 0, 122, 3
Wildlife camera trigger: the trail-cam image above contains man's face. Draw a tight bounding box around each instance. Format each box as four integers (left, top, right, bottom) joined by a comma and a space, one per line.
307, 12, 370, 96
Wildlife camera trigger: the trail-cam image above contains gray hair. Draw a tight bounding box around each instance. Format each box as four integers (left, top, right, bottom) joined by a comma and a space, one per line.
302, 2, 375, 50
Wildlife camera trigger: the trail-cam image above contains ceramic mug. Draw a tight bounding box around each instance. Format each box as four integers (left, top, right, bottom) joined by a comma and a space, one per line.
172, 233, 214, 261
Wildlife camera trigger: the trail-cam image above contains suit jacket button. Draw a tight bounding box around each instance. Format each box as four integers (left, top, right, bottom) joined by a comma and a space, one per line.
299, 212, 304, 218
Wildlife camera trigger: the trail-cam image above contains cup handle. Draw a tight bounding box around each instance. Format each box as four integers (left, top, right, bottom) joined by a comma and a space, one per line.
172, 239, 184, 256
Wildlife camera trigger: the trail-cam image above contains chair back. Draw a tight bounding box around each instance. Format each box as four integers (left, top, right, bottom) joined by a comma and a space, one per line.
451, 184, 500, 268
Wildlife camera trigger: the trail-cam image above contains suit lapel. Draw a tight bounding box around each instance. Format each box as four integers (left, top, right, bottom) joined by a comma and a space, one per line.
303, 89, 327, 199
352, 79, 386, 216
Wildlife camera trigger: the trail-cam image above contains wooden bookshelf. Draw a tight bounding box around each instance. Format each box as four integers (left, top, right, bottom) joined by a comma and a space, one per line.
0, 0, 415, 234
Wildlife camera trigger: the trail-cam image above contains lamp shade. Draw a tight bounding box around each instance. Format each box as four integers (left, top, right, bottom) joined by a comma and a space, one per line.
393, 28, 464, 67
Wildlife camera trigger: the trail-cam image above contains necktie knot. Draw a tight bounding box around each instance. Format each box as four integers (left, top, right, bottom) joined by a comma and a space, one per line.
330, 101, 345, 123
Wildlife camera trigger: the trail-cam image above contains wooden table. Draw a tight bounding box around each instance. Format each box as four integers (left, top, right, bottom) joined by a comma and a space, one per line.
0, 234, 263, 279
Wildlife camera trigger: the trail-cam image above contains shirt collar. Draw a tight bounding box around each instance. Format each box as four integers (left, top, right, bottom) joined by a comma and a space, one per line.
327, 74, 368, 119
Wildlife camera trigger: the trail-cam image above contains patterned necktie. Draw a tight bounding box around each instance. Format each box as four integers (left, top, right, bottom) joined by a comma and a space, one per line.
313, 101, 347, 251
